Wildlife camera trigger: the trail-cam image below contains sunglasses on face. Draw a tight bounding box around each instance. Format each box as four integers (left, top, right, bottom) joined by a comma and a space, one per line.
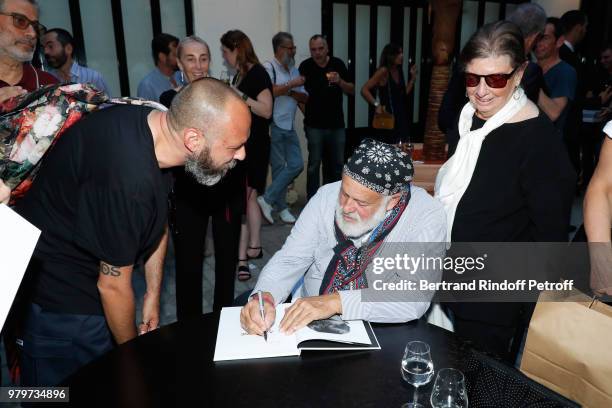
0, 12, 46, 37
464, 66, 518, 89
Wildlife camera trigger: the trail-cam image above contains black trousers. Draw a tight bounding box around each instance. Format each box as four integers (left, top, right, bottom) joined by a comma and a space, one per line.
172, 181, 242, 319
448, 302, 533, 365
18, 303, 113, 387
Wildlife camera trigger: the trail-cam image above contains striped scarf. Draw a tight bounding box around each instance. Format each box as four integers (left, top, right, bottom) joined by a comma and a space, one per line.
319, 188, 410, 295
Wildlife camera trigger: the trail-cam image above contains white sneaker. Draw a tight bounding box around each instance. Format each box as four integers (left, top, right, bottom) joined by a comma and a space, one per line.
257, 196, 274, 224
279, 208, 296, 224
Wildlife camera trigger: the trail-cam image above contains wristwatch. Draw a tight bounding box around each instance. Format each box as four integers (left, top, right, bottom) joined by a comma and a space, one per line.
241, 92, 249, 102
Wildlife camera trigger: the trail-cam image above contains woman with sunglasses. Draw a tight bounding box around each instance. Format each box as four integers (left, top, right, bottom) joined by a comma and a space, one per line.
435, 21, 575, 364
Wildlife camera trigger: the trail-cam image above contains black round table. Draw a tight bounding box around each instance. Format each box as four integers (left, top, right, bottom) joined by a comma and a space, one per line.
58, 313, 474, 408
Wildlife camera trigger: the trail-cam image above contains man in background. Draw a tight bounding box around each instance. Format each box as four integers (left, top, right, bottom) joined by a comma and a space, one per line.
536, 17, 577, 134
559, 10, 588, 188
258, 31, 307, 224
42, 27, 112, 95
299, 34, 354, 200
137, 32, 179, 102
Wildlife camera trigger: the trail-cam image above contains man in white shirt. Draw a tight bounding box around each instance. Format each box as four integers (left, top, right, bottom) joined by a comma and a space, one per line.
258, 32, 308, 224
242, 139, 446, 335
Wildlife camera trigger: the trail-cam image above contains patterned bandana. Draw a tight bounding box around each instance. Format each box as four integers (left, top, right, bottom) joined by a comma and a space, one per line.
343, 138, 413, 196
319, 188, 410, 295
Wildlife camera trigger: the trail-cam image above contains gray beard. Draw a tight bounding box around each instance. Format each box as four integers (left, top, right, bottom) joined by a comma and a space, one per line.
184, 148, 236, 186
4, 47, 34, 62
334, 199, 389, 239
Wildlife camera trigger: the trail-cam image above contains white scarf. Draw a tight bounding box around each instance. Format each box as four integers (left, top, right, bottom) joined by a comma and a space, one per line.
434, 87, 527, 242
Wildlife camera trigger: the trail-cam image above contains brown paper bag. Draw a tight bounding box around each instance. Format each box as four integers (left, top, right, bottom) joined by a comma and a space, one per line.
520, 289, 612, 407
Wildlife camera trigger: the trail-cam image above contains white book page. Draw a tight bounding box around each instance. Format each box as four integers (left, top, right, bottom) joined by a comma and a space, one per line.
0, 204, 40, 331
213, 306, 299, 361
295, 317, 373, 345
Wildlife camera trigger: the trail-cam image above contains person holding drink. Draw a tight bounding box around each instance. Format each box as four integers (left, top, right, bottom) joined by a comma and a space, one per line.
299, 34, 355, 200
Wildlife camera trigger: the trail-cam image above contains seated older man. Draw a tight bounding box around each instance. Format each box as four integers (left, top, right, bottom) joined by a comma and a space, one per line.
241, 139, 447, 336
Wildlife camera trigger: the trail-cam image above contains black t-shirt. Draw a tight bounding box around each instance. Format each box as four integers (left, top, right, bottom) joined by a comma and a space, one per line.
448, 112, 575, 243
299, 56, 350, 129
236, 64, 273, 138
17, 105, 171, 315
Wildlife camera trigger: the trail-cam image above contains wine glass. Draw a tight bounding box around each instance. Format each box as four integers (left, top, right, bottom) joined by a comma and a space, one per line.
430, 368, 468, 408
326, 71, 337, 87
400, 341, 434, 408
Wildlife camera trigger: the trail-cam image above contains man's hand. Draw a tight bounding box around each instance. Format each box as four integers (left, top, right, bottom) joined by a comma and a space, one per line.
327, 71, 340, 84
0, 86, 26, 104
139, 291, 160, 335
279, 293, 342, 334
0, 179, 10, 205
240, 292, 276, 336
289, 76, 305, 88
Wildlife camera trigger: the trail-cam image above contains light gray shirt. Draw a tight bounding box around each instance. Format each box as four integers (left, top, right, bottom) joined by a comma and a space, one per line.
264, 58, 307, 130
49, 61, 112, 96
137, 68, 181, 102
254, 181, 447, 323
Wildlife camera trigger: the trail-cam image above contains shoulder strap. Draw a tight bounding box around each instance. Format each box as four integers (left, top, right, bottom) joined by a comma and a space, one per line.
265, 61, 277, 84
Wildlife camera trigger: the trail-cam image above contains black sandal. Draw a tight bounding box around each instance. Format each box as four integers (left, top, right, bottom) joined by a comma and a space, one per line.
237, 259, 251, 281
247, 246, 263, 260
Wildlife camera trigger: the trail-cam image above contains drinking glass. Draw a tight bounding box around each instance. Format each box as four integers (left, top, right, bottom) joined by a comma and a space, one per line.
400, 341, 434, 408
219, 71, 231, 86
430, 368, 468, 408
326, 71, 337, 86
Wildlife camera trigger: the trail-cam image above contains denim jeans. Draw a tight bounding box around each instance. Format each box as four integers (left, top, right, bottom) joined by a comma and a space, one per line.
263, 124, 304, 211
305, 127, 346, 199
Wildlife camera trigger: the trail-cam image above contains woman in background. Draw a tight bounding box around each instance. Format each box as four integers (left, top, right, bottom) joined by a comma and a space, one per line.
220, 30, 273, 281
361, 43, 416, 144
160, 36, 244, 316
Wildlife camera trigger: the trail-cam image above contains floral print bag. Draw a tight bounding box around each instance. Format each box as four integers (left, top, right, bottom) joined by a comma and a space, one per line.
0, 83, 166, 203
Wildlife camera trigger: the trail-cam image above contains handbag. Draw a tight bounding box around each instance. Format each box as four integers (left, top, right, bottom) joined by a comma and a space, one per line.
520, 288, 612, 407
372, 76, 395, 130
1, 83, 166, 203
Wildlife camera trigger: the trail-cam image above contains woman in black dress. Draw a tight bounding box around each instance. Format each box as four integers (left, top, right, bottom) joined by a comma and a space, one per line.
361, 43, 416, 144
435, 21, 575, 363
221, 30, 273, 280
160, 36, 245, 316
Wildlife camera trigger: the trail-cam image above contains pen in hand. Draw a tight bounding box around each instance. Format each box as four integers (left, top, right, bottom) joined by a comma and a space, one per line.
257, 290, 268, 342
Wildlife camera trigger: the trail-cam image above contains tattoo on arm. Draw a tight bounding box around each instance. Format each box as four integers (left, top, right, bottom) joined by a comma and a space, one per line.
101, 262, 121, 277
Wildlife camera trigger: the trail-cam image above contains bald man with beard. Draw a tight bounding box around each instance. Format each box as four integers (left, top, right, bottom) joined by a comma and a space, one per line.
15, 78, 251, 386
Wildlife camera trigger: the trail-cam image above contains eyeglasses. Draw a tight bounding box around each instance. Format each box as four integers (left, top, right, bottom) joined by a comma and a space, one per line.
464, 66, 518, 88
280, 45, 297, 51
0, 12, 46, 37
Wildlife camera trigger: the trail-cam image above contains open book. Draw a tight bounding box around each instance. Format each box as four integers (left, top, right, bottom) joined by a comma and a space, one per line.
213, 304, 380, 362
